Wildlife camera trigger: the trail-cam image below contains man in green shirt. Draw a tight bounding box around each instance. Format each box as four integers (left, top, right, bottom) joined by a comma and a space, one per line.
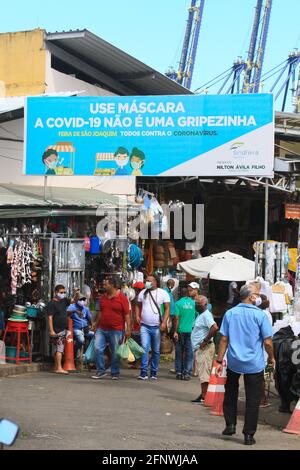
173, 285, 197, 380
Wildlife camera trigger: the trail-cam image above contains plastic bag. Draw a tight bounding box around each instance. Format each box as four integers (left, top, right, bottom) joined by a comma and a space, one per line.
116, 341, 130, 360
84, 337, 96, 364
127, 338, 145, 360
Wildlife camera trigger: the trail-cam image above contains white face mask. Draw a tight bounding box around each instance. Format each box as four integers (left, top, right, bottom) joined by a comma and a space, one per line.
132, 161, 141, 170
57, 293, 65, 300
145, 281, 153, 290
48, 161, 57, 169
254, 296, 262, 307
77, 300, 86, 307
116, 157, 129, 168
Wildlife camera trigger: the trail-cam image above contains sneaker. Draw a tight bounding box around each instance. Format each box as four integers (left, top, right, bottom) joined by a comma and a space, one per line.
191, 394, 204, 404
150, 373, 157, 380
169, 368, 176, 374
91, 372, 107, 379
138, 374, 148, 380
176, 373, 183, 380
111, 375, 119, 380
183, 374, 191, 381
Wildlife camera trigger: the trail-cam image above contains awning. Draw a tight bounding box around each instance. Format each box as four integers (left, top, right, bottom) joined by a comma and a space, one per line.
0, 183, 136, 218
46, 29, 192, 96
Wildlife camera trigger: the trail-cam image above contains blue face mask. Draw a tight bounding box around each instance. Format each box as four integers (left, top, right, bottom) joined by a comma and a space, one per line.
77, 300, 86, 308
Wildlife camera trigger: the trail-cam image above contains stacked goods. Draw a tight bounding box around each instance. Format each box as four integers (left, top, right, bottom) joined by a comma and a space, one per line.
154, 244, 168, 268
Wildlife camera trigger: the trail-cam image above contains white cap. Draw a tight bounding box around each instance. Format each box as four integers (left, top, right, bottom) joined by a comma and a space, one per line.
188, 282, 199, 289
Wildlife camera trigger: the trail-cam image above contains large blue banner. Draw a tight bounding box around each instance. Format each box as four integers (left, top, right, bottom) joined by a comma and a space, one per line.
24, 94, 274, 177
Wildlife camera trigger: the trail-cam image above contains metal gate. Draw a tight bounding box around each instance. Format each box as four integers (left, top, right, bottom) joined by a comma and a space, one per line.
53, 238, 85, 298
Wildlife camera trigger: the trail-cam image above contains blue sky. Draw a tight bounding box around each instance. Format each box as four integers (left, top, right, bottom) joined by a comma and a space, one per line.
1, 0, 299, 109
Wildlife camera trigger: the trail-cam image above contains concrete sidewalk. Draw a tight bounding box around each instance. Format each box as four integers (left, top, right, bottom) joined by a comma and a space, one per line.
0, 362, 52, 377
0, 360, 295, 431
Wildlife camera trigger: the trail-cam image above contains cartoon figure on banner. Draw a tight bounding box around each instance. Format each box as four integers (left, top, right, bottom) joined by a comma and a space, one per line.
42, 142, 75, 175
130, 147, 146, 176
42, 148, 64, 175
114, 146, 129, 175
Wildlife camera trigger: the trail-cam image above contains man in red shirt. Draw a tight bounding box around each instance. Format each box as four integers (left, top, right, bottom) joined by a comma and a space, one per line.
92, 277, 131, 380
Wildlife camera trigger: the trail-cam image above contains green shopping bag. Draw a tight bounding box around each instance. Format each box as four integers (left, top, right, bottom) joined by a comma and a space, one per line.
127, 338, 145, 360
116, 341, 130, 360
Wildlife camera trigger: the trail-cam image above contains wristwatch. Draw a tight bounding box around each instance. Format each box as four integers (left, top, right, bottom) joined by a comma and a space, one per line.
216, 360, 223, 364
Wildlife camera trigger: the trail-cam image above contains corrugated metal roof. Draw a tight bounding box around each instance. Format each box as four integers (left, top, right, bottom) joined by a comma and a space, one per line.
0, 184, 121, 208
0, 92, 81, 119
46, 29, 192, 96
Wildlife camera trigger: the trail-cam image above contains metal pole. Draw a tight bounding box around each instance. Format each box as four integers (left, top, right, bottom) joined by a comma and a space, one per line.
44, 175, 48, 202
293, 218, 300, 320
264, 178, 269, 240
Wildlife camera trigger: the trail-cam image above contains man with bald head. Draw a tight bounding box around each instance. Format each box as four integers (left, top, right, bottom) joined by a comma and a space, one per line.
191, 295, 219, 403
216, 283, 274, 445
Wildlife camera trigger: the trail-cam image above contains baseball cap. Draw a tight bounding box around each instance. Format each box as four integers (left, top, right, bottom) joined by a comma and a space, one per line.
132, 281, 145, 290
188, 282, 200, 289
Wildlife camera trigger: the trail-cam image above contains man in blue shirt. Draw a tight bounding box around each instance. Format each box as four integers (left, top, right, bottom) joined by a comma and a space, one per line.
216, 283, 275, 445
67, 294, 94, 358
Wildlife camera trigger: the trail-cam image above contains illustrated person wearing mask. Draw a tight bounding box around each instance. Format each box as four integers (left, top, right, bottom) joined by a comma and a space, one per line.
42, 148, 64, 175
216, 284, 275, 445
130, 148, 145, 176
67, 292, 94, 359
47, 284, 71, 374
135, 275, 170, 380
114, 147, 129, 176
191, 295, 219, 402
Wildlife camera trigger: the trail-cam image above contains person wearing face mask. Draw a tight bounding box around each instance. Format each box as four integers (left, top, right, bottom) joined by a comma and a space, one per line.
173, 287, 197, 381
114, 147, 129, 176
135, 275, 170, 380
216, 283, 275, 445
190, 295, 219, 402
130, 148, 145, 176
47, 284, 71, 374
67, 292, 94, 360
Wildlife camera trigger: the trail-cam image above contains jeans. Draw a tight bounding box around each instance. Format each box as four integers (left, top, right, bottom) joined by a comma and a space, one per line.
73, 329, 94, 356
223, 368, 264, 435
175, 333, 194, 376
140, 324, 161, 375
94, 329, 124, 376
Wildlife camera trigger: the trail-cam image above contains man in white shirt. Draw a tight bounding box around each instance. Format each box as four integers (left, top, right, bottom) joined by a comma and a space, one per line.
135, 275, 170, 380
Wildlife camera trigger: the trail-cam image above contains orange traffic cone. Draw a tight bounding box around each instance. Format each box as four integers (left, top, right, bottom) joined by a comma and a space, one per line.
204, 360, 218, 407
210, 360, 227, 416
283, 398, 300, 435
63, 317, 76, 371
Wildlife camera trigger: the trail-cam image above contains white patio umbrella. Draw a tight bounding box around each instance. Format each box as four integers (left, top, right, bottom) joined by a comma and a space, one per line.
177, 251, 255, 282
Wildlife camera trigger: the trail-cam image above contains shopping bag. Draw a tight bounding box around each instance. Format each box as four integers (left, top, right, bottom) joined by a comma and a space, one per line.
116, 341, 130, 360
83, 337, 97, 364
127, 338, 145, 360
127, 346, 136, 363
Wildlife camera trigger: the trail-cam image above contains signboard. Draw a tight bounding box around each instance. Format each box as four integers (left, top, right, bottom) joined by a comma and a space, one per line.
285, 203, 300, 219
24, 94, 274, 177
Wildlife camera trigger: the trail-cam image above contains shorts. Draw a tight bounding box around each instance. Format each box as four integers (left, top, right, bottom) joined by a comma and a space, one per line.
195, 342, 215, 384
50, 330, 68, 354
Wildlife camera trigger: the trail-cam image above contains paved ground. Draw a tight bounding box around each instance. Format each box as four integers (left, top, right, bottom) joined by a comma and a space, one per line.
1, 364, 299, 450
